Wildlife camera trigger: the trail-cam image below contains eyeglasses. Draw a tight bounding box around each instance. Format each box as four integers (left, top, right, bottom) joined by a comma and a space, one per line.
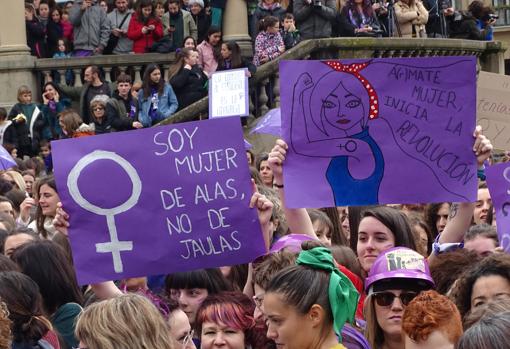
372, 291, 418, 307
178, 329, 194, 348
93, 107, 104, 111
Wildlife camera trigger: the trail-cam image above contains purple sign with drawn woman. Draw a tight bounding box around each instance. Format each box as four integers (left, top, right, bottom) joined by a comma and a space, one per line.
281, 57, 478, 208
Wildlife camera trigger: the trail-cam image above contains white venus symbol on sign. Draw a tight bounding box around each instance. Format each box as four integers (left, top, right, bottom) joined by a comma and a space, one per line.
67, 150, 142, 273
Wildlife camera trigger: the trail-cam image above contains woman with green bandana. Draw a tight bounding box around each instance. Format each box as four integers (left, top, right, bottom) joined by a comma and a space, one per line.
263, 246, 359, 349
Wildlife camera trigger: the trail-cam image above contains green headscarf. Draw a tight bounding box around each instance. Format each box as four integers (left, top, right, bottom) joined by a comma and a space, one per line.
296, 247, 359, 336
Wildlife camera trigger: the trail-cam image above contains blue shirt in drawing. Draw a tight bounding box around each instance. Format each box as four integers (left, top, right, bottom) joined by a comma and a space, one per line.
326, 127, 384, 205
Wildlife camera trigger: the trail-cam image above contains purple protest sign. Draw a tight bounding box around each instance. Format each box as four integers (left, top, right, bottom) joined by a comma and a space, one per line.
250, 108, 281, 137
52, 118, 266, 285
486, 162, 510, 253
280, 57, 478, 207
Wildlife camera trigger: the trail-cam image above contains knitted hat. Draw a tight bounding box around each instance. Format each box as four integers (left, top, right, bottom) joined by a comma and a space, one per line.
90, 94, 110, 107
188, 0, 205, 8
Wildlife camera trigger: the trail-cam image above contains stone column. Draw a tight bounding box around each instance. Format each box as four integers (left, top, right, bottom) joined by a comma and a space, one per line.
0, 0, 37, 109
222, 0, 253, 56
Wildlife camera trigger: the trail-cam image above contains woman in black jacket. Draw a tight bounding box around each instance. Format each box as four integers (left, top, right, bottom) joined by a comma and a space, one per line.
217, 41, 257, 76
169, 48, 209, 111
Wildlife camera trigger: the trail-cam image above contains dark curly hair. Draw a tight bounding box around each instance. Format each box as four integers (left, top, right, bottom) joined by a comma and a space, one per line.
450, 253, 510, 319
429, 249, 481, 295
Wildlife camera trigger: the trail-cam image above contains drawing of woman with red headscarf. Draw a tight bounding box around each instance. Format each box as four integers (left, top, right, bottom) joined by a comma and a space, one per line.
290, 60, 384, 205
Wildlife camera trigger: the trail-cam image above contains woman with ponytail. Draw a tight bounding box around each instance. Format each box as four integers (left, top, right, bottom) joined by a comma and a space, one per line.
0, 271, 60, 349
263, 246, 359, 349
169, 48, 208, 111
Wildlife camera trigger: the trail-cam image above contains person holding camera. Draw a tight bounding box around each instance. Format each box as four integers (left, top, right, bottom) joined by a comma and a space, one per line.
162, 0, 198, 49
449, 0, 496, 40
293, 0, 337, 39
127, 0, 163, 53
341, 0, 382, 36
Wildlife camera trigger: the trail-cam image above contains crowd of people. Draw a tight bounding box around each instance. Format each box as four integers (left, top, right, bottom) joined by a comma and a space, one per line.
14, 0, 501, 161
25, 0, 499, 61
0, 86, 508, 349
0, 1, 504, 349
25, 0, 498, 65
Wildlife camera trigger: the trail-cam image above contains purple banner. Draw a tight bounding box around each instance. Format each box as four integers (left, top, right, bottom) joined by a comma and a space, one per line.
280, 57, 478, 207
52, 118, 266, 285
250, 108, 281, 137
486, 162, 510, 253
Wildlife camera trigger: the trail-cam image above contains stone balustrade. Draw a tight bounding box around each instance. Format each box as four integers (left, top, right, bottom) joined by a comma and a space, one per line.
34, 52, 177, 87
23, 38, 507, 125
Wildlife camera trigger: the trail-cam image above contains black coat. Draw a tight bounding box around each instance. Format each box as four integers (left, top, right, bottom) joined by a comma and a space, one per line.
0, 122, 18, 148
217, 58, 257, 76
26, 19, 47, 58
192, 10, 211, 44
170, 65, 208, 111
8, 103, 45, 156
449, 11, 484, 40
105, 91, 139, 131
46, 20, 63, 57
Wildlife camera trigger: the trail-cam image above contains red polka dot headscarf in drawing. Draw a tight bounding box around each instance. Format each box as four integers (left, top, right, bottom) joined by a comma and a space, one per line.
323, 61, 379, 120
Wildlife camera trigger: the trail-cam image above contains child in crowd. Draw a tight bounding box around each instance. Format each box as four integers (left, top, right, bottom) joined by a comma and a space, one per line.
281, 13, 300, 50
52, 38, 73, 85
253, 16, 284, 66
39, 140, 52, 174
8, 86, 44, 158
60, 8, 74, 44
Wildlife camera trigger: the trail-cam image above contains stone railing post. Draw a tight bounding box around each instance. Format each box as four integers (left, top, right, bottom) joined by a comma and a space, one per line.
481, 41, 507, 73
223, 0, 252, 56
0, 0, 37, 109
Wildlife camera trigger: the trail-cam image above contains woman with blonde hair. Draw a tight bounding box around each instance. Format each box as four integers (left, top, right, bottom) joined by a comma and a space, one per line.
75, 293, 174, 349
1, 171, 26, 193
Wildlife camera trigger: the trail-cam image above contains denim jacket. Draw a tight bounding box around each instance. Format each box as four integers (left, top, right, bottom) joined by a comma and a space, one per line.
138, 84, 179, 127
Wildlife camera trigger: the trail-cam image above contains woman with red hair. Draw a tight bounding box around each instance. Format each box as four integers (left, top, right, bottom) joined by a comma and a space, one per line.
402, 290, 463, 349
195, 292, 268, 349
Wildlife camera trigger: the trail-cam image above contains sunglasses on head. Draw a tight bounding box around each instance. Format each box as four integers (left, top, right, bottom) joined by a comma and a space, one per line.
372, 291, 418, 307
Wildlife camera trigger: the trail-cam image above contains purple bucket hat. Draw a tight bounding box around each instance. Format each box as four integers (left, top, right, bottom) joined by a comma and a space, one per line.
269, 234, 317, 254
